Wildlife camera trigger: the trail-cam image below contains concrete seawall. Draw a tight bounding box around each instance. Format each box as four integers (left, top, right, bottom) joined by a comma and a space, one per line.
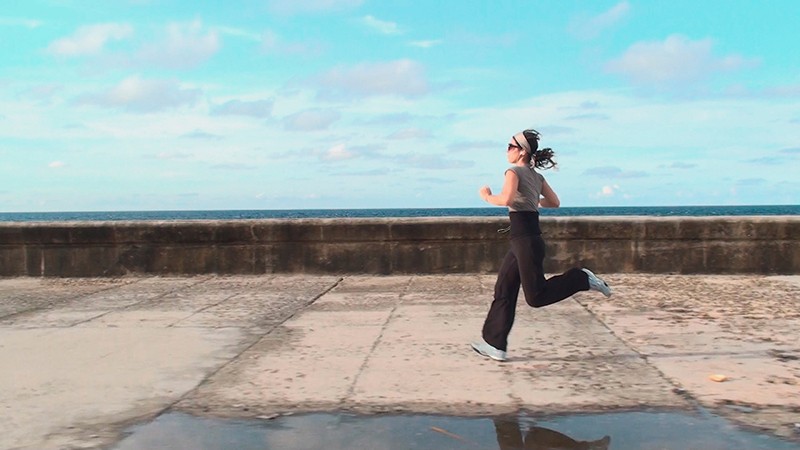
1, 216, 798, 277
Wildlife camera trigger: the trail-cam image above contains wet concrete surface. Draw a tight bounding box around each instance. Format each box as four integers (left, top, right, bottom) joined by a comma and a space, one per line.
110, 411, 800, 450
1, 274, 799, 449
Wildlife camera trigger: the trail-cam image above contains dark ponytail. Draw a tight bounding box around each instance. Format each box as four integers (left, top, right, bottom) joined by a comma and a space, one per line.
522, 129, 557, 170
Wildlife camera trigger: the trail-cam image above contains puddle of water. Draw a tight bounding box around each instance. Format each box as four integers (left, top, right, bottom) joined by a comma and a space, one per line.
111, 411, 800, 450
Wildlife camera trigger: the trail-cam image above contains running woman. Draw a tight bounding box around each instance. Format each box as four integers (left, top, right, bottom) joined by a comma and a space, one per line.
471, 129, 612, 362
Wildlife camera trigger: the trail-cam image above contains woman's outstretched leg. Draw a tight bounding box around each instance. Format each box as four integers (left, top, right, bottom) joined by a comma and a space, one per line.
514, 235, 609, 307
480, 250, 520, 352
526, 267, 591, 307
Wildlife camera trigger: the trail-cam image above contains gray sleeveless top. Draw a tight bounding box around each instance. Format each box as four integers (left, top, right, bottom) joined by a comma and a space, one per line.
506, 166, 544, 212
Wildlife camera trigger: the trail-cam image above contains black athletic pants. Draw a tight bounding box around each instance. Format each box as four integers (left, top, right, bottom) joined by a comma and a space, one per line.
482, 212, 590, 351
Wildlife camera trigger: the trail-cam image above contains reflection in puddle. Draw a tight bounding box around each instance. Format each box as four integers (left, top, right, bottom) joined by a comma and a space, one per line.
493, 417, 610, 449
112, 411, 800, 450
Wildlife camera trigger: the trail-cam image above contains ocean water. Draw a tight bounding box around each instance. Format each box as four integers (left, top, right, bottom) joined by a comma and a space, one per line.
0, 205, 798, 222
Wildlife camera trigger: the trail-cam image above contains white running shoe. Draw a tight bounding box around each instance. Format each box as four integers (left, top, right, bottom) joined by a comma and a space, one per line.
582, 268, 612, 297
470, 339, 508, 362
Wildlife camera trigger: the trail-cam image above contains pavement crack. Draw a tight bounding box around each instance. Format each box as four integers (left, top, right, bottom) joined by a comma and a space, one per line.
575, 300, 650, 361
345, 306, 398, 400
501, 360, 524, 408
70, 276, 213, 326
575, 299, 700, 407
476, 273, 492, 295
272, 276, 344, 325
0, 277, 144, 322
167, 292, 244, 328
158, 276, 345, 416
344, 276, 414, 401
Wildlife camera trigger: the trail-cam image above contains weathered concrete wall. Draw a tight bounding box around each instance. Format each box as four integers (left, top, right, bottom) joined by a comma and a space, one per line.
0, 216, 798, 276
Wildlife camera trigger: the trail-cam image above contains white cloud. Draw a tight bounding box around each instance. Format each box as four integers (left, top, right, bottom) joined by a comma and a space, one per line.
388, 127, 432, 140
74, 75, 202, 112
600, 185, 618, 196
446, 140, 495, 151
135, 20, 219, 69
47, 23, 133, 57
20, 83, 63, 103
583, 166, 648, 178
745, 156, 784, 165
606, 34, 758, 85
450, 31, 518, 48
315, 59, 429, 99
215, 26, 261, 42
358, 112, 414, 125
181, 130, 222, 140
260, 30, 325, 56
322, 143, 354, 161
0, 17, 43, 28
397, 153, 473, 170
48, 161, 65, 168
564, 112, 609, 121
267, 0, 363, 15
211, 99, 273, 118
212, 163, 258, 170
569, 2, 630, 39
595, 184, 632, 199
667, 162, 697, 169
409, 39, 442, 49
361, 15, 401, 35
261, 30, 279, 50
735, 177, 767, 186
763, 84, 800, 97
283, 109, 341, 131
152, 151, 194, 160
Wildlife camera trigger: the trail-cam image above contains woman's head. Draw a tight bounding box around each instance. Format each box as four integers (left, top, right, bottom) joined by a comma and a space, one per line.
509, 128, 556, 170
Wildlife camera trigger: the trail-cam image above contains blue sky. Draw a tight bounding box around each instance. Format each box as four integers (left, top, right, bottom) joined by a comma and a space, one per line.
1, 0, 798, 212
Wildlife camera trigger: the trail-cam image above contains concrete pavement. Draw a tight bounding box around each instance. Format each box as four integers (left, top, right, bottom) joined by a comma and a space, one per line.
1, 274, 799, 449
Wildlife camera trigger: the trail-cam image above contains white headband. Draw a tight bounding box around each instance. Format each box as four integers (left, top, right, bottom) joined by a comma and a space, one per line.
512, 132, 531, 154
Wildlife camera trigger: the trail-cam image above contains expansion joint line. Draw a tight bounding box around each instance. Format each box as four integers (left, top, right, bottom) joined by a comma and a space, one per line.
0, 277, 146, 322
168, 292, 242, 328
345, 276, 415, 400
170, 275, 286, 326
574, 299, 706, 410
275, 276, 345, 325
160, 276, 345, 416
70, 276, 214, 326
502, 364, 524, 408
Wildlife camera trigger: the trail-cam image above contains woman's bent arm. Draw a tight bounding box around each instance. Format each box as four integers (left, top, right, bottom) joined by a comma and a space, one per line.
480, 170, 519, 207
539, 179, 560, 208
